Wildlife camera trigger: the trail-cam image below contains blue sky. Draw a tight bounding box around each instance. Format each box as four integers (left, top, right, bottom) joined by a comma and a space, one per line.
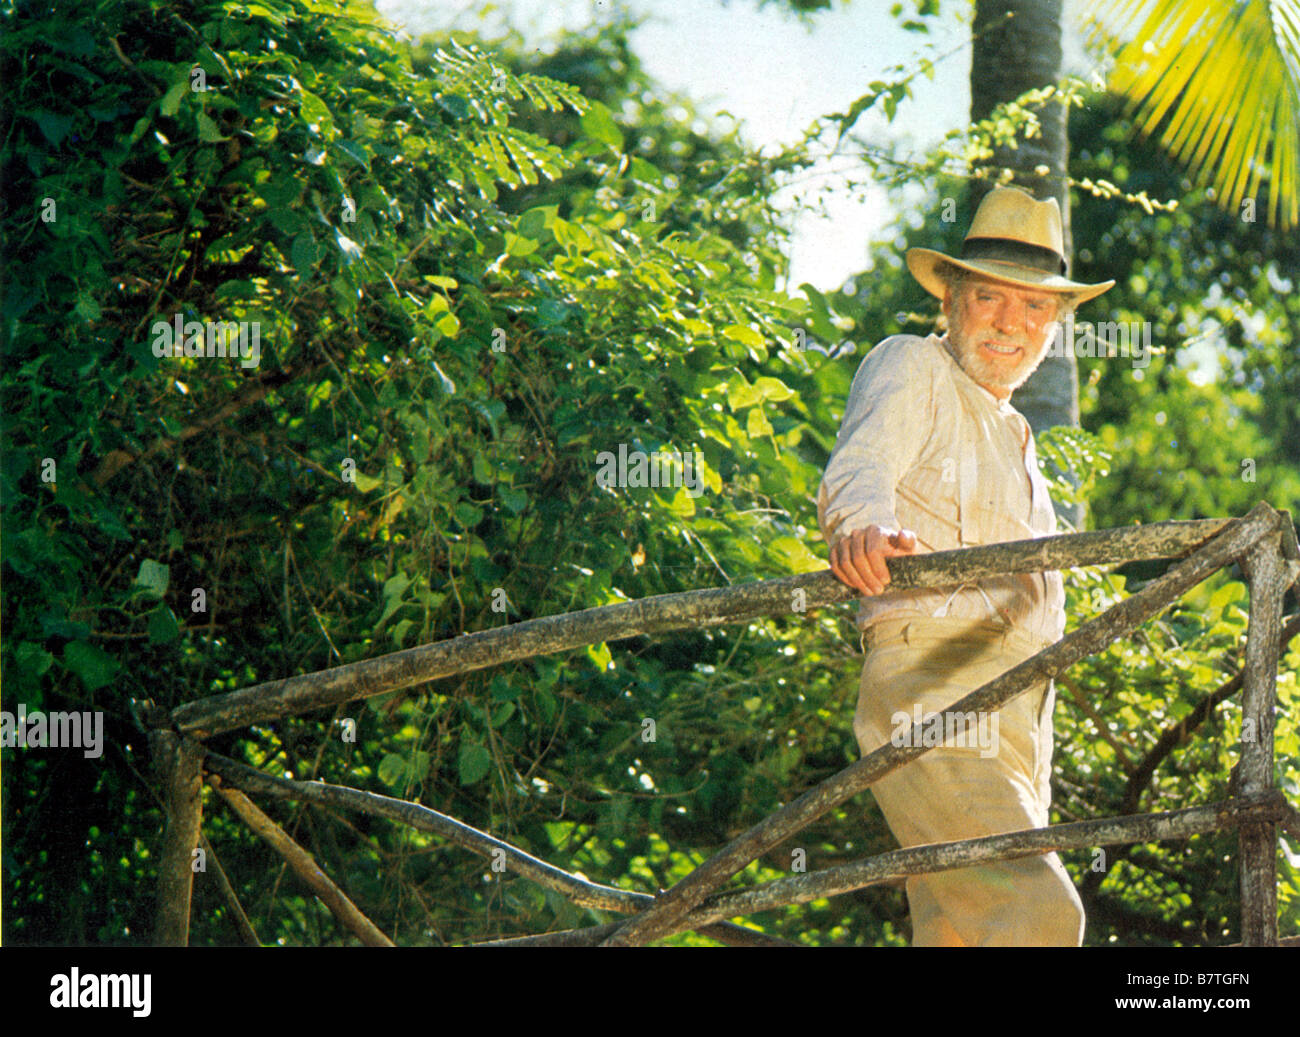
376, 0, 1100, 293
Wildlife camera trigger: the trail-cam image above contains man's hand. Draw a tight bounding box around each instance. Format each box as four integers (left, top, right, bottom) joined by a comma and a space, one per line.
829, 524, 918, 596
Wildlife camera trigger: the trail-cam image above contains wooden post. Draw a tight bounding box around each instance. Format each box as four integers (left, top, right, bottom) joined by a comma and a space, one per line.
1237, 529, 1284, 946
151, 730, 205, 946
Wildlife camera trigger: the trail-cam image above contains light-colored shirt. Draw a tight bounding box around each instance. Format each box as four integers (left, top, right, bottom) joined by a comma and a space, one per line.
816, 332, 1065, 647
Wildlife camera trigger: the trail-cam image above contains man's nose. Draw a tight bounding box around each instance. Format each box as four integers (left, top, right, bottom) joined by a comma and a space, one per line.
994, 298, 1023, 333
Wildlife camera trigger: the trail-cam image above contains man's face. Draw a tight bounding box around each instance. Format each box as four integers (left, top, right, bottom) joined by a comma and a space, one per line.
942, 275, 1063, 401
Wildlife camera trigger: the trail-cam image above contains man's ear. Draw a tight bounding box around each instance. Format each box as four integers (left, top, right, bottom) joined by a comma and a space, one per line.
940, 287, 953, 319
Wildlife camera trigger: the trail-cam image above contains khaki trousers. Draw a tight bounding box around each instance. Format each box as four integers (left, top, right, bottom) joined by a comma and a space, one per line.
855, 616, 1085, 946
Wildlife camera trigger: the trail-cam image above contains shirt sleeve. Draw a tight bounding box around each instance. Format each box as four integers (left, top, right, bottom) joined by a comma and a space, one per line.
817, 336, 935, 553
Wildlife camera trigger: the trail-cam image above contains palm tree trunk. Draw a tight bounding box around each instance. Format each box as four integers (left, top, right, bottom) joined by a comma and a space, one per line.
970, 0, 1084, 528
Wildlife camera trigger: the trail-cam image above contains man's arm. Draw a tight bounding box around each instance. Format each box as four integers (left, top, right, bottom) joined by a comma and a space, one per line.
817, 337, 932, 595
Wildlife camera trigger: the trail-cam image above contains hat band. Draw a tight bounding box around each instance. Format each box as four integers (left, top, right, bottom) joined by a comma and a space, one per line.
960, 236, 1067, 276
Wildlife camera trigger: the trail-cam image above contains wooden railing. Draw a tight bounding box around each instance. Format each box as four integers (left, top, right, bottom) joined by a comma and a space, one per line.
147, 501, 1300, 947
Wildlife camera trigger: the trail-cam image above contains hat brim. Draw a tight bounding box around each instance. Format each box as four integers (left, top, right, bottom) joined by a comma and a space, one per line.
906, 248, 1114, 306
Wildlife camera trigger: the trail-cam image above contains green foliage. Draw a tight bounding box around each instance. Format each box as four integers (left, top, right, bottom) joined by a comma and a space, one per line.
1, 0, 1293, 949
0, 0, 861, 945
1069, 93, 1300, 533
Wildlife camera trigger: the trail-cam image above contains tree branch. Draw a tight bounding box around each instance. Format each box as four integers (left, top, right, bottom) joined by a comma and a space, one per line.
208, 775, 394, 947
198, 831, 261, 946
93, 358, 330, 487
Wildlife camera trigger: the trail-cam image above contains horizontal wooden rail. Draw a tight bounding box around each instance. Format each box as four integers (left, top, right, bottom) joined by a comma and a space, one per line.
476, 792, 1289, 946
171, 515, 1294, 738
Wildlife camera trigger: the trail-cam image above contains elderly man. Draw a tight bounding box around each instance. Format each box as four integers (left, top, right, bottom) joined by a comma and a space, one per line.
817, 186, 1114, 946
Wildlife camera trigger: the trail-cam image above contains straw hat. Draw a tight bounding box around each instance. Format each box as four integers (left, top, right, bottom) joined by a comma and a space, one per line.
907, 186, 1114, 305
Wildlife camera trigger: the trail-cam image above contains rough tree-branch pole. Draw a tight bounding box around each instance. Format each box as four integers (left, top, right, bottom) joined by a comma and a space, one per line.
169, 513, 1298, 738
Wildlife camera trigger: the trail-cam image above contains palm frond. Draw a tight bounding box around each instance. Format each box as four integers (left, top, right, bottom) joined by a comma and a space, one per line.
1086, 0, 1300, 229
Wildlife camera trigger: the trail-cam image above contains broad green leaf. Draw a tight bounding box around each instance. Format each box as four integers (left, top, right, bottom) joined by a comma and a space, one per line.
662, 485, 696, 517
579, 101, 623, 150
490, 674, 521, 702
299, 90, 334, 137
291, 233, 318, 277
334, 139, 369, 168
128, 115, 152, 145
454, 502, 483, 527
722, 323, 764, 349
74, 293, 101, 322
435, 93, 472, 121
628, 156, 662, 184
160, 82, 189, 118
1209, 581, 1245, 611
458, 743, 493, 786
753, 376, 794, 402
725, 373, 762, 410
390, 618, 415, 647
31, 110, 74, 145
266, 207, 309, 236
490, 702, 515, 728
517, 206, 554, 237
587, 641, 614, 672
196, 112, 227, 142
552, 218, 595, 253
537, 299, 570, 328
769, 535, 825, 573
135, 559, 170, 598
498, 485, 527, 514
800, 281, 839, 341
504, 231, 538, 257
382, 572, 411, 600
63, 641, 120, 692
15, 642, 54, 677
377, 753, 407, 787
147, 606, 181, 644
